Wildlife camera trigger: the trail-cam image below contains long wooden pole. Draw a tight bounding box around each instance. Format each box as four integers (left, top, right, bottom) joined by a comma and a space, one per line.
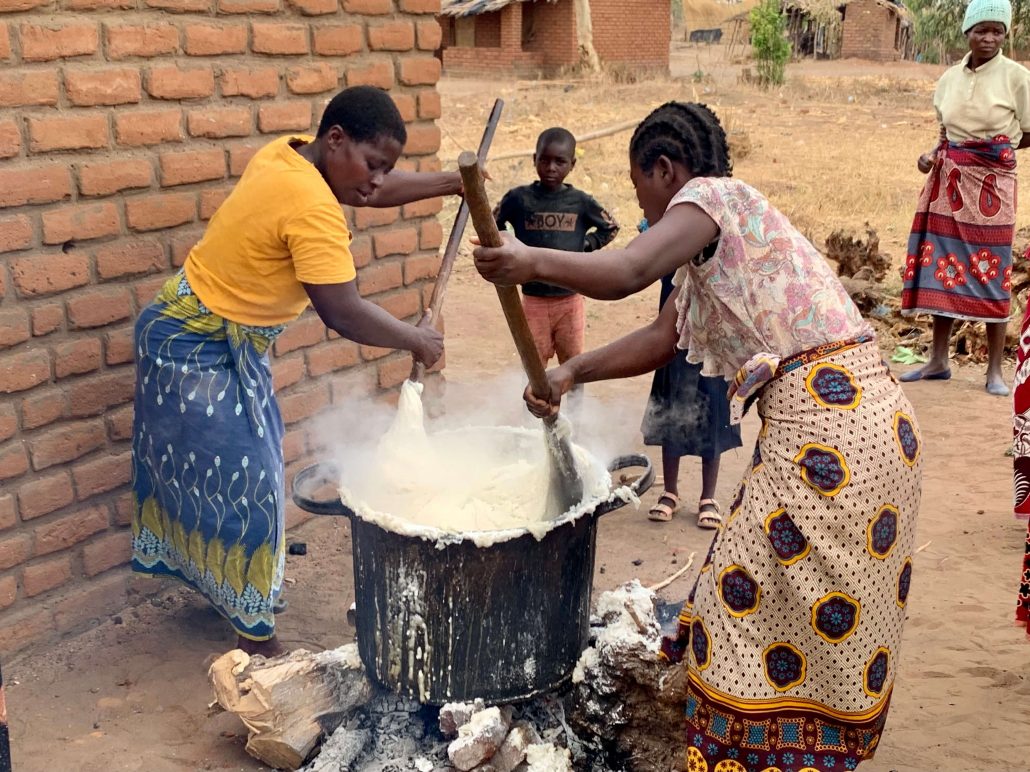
457, 151, 584, 513
410, 98, 505, 384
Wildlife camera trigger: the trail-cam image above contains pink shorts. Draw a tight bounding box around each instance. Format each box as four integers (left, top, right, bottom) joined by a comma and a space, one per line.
521, 293, 585, 365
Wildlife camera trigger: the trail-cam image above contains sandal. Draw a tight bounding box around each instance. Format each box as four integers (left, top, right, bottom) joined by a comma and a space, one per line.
648, 491, 680, 522
697, 499, 723, 530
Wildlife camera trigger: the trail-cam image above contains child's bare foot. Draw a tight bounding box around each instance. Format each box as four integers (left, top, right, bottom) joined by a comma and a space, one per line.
236, 634, 287, 658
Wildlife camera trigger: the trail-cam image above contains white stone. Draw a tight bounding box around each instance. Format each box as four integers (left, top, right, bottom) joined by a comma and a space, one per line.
446, 706, 510, 771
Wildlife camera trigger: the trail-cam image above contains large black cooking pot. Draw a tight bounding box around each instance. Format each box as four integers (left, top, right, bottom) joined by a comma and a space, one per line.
292, 453, 653, 705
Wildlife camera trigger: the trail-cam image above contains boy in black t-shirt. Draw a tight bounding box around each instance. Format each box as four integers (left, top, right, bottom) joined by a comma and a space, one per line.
494, 127, 619, 375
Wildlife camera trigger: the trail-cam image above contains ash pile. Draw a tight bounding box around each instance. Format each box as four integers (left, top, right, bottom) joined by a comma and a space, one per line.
209, 582, 687, 772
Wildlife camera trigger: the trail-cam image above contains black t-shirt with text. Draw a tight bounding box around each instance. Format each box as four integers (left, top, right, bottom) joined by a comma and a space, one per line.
494, 181, 619, 297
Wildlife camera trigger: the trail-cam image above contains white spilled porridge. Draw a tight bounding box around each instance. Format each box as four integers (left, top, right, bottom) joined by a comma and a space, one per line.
337, 380, 629, 544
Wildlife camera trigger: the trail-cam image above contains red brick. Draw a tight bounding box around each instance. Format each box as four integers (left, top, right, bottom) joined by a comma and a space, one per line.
72, 452, 131, 500
404, 122, 440, 155
82, 530, 131, 576
186, 106, 252, 138
112, 492, 133, 526
115, 109, 183, 147
78, 159, 152, 197
30, 421, 106, 470
146, 65, 214, 100
375, 287, 420, 319
28, 114, 108, 153
170, 228, 202, 265
19, 23, 98, 62
399, 0, 437, 11
0, 443, 29, 481
350, 235, 372, 267
252, 22, 309, 55
0, 406, 14, 444
133, 275, 166, 306
0, 494, 14, 530
200, 186, 232, 220
281, 427, 306, 463
33, 509, 104, 562
285, 62, 338, 95
369, 19, 414, 51
9, 253, 88, 297
0, 0, 49, 10
403, 252, 441, 285
0, 607, 53, 657
105, 404, 133, 442
306, 339, 360, 376
66, 0, 135, 7
66, 371, 133, 417
419, 156, 441, 173
159, 148, 226, 187
0, 165, 71, 211
0, 69, 58, 108
378, 354, 414, 388
218, 67, 279, 100
277, 382, 330, 424
95, 239, 166, 281
399, 56, 440, 86
358, 260, 403, 295
420, 218, 443, 250
359, 343, 391, 360
0, 22, 9, 60
31, 304, 64, 337
0, 350, 50, 394
64, 67, 141, 106
126, 192, 196, 231
313, 23, 363, 55
416, 18, 441, 50
105, 23, 180, 60
342, 0, 391, 12
21, 388, 68, 430
257, 101, 312, 133
402, 195, 442, 219
0, 215, 32, 254
216, 0, 279, 11
0, 308, 29, 350
392, 93, 416, 122
54, 338, 101, 379
417, 88, 441, 119
145, 0, 211, 11
272, 353, 305, 390
103, 326, 134, 365
374, 227, 418, 258
274, 314, 325, 355
67, 287, 132, 329
286, 0, 335, 13
183, 22, 246, 56
22, 555, 72, 597
0, 535, 31, 571
53, 569, 128, 634
354, 205, 398, 229
41, 203, 120, 245
18, 471, 74, 520
0, 118, 19, 158
0, 576, 15, 610
346, 59, 394, 89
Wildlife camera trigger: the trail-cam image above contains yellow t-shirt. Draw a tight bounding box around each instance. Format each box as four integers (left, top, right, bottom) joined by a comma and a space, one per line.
934, 52, 1030, 147
184, 135, 356, 327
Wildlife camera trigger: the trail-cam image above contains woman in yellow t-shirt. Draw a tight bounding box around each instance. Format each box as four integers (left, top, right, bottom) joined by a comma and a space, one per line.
130, 87, 450, 656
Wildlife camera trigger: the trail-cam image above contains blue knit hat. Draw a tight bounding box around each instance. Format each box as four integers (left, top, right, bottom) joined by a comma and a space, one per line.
962, 0, 1011, 33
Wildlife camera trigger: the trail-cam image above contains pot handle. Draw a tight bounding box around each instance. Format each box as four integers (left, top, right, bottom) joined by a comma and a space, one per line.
291, 462, 355, 517
593, 453, 655, 518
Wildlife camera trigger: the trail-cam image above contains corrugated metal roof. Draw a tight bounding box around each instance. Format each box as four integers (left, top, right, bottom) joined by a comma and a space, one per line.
440, 0, 556, 17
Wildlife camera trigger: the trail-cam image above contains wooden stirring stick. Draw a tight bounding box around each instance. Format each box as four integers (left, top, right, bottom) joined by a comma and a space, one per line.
457, 151, 585, 514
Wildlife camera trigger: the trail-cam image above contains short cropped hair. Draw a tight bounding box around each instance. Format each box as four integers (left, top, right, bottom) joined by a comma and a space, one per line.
536, 127, 576, 154
317, 86, 407, 146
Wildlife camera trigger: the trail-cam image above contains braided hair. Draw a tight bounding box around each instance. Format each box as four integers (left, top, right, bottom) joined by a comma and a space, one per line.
629, 102, 732, 178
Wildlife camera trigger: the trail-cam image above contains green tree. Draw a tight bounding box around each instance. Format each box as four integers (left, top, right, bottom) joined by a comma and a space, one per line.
909, 0, 1030, 63
750, 0, 792, 86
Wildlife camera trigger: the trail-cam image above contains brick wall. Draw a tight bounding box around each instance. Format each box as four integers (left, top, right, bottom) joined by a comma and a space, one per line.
0, 0, 445, 657
591, 0, 670, 71
840, 0, 902, 61
441, 0, 669, 76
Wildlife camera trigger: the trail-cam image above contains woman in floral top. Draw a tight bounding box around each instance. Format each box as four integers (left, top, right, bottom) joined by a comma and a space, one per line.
474, 102, 922, 772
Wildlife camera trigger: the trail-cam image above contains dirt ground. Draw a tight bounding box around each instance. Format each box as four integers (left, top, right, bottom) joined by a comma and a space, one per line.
8, 47, 1030, 772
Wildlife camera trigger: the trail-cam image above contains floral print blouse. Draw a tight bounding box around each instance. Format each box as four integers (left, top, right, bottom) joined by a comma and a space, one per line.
670, 176, 872, 379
